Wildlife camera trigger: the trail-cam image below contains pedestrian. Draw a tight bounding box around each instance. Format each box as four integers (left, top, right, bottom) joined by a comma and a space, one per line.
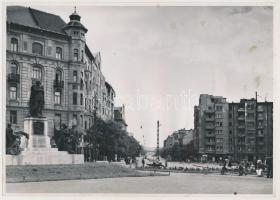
142, 158, 145, 168
266, 157, 273, 178
256, 160, 264, 177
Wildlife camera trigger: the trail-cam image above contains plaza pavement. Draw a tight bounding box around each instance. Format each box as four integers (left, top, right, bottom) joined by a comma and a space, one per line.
6, 172, 272, 194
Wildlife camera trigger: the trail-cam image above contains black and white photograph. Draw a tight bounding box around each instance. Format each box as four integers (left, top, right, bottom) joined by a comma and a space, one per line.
1, 0, 279, 198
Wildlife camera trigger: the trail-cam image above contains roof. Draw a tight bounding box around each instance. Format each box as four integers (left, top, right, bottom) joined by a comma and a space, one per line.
7, 6, 67, 34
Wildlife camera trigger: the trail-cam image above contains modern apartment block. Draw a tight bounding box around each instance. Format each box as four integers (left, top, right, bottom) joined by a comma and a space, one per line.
229, 99, 273, 161
194, 94, 273, 162
193, 94, 229, 161
6, 6, 116, 137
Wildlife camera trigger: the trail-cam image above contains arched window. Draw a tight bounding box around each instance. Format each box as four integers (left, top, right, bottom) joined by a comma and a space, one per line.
32, 42, 43, 55
11, 38, 18, 52
32, 66, 42, 80
56, 47, 62, 60
10, 62, 18, 74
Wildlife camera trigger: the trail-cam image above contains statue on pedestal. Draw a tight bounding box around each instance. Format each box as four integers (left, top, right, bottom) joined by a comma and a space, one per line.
29, 81, 44, 117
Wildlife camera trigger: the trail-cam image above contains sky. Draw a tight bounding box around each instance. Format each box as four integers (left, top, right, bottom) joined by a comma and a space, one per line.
15, 5, 273, 148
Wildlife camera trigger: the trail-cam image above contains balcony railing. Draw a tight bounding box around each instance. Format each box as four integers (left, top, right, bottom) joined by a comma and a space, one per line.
237, 108, 245, 112
204, 109, 215, 114
205, 117, 215, 121
205, 141, 216, 145
257, 107, 264, 112
205, 124, 215, 129
53, 80, 64, 88
238, 125, 245, 129
237, 116, 245, 121
257, 116, 264, 120
7, 73, 20, 83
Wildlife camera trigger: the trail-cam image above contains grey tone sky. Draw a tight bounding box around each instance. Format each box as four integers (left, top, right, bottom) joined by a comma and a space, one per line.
13, 5, 273, 147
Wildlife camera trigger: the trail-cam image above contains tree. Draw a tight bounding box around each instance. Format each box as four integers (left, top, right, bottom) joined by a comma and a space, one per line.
85, 118, 141, 162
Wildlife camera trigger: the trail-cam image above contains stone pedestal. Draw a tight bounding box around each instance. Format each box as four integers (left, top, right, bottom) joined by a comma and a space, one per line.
24, 117, 51, 149
6, 117, 84, 165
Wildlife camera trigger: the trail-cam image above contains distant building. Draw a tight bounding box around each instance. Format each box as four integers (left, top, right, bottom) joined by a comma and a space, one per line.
114, 105, 127, 131
194, 94, 273, 162
163, 128, 194, 148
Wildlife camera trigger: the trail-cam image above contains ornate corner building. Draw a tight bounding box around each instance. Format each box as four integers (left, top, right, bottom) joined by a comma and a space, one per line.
6, 6, 116, 137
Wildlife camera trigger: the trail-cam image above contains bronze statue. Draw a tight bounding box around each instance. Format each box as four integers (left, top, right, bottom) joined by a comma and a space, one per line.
6, 123, 29, 155
29, 81, 44, 117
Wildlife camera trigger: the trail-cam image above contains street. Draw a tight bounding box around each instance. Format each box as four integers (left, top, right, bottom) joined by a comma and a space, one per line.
6, 172, 272, 194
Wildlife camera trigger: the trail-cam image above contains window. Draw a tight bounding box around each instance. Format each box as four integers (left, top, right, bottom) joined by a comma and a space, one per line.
74, 49, 78, 61
73, 114, 77, 126
54, 91, 61, 104
55, 114, 61, 129
11, 38, 18, 52
80, 93, 83, 105
32, 66, 42, 80
73, 92, 77, 105
10, 62, 18, 74
73, 71, 77, 82
80, 115, 83, 126
216, 105, 223, 111
10, 111, 17, 124
229, 122, 232, 126
9, 86, 17, 100
85, 120, 87, 129
56, 47, 62, 59
32, 42, 43, 55
55, 70, 62, 82
81, 50, 84, 62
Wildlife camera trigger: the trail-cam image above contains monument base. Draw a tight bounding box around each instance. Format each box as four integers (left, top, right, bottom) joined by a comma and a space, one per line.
6, 117, 84, 165
6, 148, 84, 165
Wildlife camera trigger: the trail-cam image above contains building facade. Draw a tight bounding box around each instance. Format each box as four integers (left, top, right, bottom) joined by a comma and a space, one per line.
194, 94, 273, 162
163, 128, 194, 148
228, 99, 273, 161
193, 94, 229, 161
114, 105, 127, 131
6, 6, 115, 138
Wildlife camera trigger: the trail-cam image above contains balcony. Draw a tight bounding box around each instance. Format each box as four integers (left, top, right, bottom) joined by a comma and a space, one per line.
7, 73, 20, 83
205, 124, 215, 129
53, 80, 64, 88
257, 107, 264, 112
237, 116, 245, 121
257, 125, 264, 129
237, 108, 245, 112
257, 133, 264, 137
205, 116, 215, 121
257, 116, 264, 120
238, 125, 245, 129
205, 149, 216, 153
257, 141, 264, 145
205, 141, 216, 145
205, 133, 215, 137
204, 109, 214, 114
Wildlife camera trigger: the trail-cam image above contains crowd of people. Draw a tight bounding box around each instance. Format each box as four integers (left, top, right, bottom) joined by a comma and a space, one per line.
221, 158, 273, 178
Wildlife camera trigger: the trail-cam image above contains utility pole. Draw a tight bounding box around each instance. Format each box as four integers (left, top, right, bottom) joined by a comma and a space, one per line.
157, 120, 160, 160
255, 91, 258, 160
